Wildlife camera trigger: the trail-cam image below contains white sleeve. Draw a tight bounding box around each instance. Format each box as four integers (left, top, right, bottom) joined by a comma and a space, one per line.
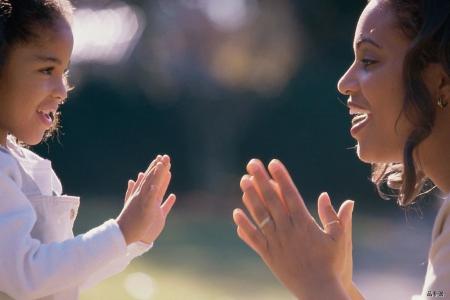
413, 202, 450, 299
80, 241, 152, 291
0, 154, 128, 300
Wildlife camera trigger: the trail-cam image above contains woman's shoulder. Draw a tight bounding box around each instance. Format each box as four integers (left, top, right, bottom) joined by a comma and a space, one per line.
431, 195, 450, 242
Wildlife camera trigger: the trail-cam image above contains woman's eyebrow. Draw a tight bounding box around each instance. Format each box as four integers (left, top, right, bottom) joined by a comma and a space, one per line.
355, 37, 382, 49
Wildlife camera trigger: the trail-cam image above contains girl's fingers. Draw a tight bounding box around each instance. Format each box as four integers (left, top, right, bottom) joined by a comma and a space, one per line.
233, 208, 266, 255
141, 162, 169, 208
144, 155, 163, 175
317, 192, 342, 239
139, 155, 163, 192
240, 176, 276, 235
161, 154, 171, 166
133, 172, 146, 195
246, 160, 289, 228
267, 159, 311, 220
125, 180, 135, 202
157, 171, 172, 206
161, 194, 176, 217
137, 154, 166, 194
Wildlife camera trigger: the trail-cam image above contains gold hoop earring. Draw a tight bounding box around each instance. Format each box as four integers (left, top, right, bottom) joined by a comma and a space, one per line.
437, 96, 448, 109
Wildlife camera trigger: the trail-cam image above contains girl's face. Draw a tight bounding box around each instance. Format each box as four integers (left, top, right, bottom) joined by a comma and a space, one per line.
0, 18, 73, 146
337, 0, 414, 164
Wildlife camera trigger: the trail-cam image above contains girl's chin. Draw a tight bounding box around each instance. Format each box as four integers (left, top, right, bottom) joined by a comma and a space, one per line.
17, 133, 45, 146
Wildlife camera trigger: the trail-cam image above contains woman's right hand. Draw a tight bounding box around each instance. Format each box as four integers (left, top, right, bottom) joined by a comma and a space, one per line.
233, 159, 356, 299
116, 155, 176, 245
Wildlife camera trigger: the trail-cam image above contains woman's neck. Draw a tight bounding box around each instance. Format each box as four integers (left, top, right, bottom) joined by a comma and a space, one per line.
417, 121, 450, 194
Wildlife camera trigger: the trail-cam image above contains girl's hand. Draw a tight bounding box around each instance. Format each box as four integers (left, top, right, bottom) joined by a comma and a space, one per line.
233, 159, 355, 299
117, 155, 176, 245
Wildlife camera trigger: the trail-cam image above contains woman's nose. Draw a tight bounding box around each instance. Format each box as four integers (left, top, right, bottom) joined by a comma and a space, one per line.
337, 63, 358, 96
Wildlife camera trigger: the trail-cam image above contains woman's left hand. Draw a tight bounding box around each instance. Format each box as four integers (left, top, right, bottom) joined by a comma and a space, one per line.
233, 159, 355, 299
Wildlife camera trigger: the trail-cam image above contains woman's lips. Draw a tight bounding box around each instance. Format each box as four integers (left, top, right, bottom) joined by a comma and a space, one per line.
347, 101, 371, 137
350, 113, 371, 137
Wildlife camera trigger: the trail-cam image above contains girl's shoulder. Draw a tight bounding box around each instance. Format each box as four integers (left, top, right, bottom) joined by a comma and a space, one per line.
0, 145, 22, 185
5, 136, 49, 167
3, 136, 62, 195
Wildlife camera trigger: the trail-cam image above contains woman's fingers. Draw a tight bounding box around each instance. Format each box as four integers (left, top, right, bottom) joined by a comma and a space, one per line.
337, 200, 355, 237
161, 194, 177, 217
240, 176, 276, 234
233, 208, 266, 255
267, 159, 310, 220
317, 192, 342, 239
246, 160, 290, 229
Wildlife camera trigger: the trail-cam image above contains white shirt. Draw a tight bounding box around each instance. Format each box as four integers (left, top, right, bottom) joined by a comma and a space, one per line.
412, 195, 450, 299
0, 137, 151, 300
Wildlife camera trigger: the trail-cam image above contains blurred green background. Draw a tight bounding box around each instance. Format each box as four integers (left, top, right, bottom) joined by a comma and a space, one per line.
32, 0, 443, 299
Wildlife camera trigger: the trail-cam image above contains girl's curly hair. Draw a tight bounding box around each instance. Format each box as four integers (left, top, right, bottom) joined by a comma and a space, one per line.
0, 0, 74, 141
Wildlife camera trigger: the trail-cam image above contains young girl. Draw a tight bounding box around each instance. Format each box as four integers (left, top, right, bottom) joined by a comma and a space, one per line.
233, 0, 449, 299
0, 1, 176, 299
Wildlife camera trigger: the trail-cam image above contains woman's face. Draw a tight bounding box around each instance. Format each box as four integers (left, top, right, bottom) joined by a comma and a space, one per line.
337, 0, 414, 164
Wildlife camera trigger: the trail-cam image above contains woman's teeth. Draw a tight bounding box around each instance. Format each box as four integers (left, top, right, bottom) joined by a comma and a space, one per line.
351, 113, 368, 125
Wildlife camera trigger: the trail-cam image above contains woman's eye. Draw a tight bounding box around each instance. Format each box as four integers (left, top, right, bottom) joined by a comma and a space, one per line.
361, 59, 377, 68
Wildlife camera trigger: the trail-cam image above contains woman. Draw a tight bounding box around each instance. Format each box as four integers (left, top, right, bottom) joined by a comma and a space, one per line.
233, 0, 450, 299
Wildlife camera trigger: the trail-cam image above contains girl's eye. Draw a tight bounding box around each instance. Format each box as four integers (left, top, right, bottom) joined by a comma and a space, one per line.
39, 67, 54, 75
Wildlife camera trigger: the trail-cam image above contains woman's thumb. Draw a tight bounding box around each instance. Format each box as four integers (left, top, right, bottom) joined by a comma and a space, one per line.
337, 200, 355, 229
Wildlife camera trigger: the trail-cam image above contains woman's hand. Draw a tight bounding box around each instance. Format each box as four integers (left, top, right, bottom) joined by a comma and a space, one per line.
117, 155, 176, 245
233, 159, 355, 299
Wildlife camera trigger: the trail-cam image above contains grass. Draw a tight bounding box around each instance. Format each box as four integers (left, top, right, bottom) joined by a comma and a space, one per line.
77, 199, 294, 300
76, 195, 437, 300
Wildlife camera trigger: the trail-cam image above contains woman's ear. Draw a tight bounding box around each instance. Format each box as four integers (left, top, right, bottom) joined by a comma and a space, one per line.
438, 69, 450, 102
423, 63, 450, 101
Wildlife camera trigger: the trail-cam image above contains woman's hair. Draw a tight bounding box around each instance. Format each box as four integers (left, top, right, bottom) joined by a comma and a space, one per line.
371, 0, 450, 206
0, 0, 74, 141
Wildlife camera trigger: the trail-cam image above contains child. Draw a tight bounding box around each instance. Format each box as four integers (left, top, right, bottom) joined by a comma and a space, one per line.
0, 1, 176, 299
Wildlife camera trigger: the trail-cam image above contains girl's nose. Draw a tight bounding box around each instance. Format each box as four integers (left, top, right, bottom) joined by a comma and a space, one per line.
337, 63, 358, 96
52, 78, 68, 102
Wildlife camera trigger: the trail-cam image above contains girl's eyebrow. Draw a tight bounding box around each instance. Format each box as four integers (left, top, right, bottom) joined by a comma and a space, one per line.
33, 54, 62, 65
33, 55, 71, 68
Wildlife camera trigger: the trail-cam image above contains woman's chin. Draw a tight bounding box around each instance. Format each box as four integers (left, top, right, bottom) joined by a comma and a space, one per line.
355, 143, 403, 164
355, 145, 376, 163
